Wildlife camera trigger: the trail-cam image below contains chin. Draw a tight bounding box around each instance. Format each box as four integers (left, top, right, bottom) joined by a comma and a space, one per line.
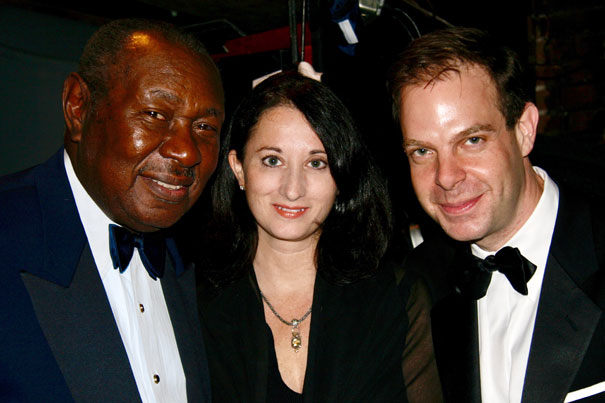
438, 221, 485, 243
127, 212, 185, 232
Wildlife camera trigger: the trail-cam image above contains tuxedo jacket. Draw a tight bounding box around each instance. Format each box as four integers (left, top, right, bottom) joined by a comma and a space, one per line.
422, 190, 605, 402
0, 150, 210, 402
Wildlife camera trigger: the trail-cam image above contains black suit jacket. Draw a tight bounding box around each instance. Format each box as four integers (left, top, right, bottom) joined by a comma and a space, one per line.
0, 149, 210, 402
426, 189, 605, 402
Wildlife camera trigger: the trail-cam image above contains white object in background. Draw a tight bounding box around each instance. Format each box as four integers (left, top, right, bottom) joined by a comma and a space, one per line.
337, 19, 359, 44
298, 61, 323, 82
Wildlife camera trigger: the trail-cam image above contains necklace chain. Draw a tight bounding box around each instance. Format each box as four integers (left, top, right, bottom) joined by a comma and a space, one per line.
259, 290, 312, 352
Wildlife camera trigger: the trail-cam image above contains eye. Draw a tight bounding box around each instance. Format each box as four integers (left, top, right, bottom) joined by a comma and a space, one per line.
405, 146, 434, 163
195, 122, 217, 132
308, 159, 328, 169
412, 148, 430, 157
466, 136, 483, 145
144, 111, 166, 120
261, 155, 282, 167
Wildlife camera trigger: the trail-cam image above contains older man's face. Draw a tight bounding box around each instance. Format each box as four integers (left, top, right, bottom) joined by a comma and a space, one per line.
73, 33, 224, 232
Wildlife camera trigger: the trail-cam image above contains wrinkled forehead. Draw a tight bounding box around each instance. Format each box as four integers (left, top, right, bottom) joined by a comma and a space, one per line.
111, 35, 222, 95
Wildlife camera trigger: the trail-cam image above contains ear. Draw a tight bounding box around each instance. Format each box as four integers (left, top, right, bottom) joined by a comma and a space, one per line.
514, 102, 539, 157
228, 150, 246, 187
63, 73, 91, 143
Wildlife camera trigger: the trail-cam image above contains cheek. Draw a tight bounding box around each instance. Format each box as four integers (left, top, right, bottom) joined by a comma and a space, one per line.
190, 140, 220, 180
132, 133, 148, 153
246, 175, 275, 197
314, 177, 338, 209
410, 165, 433, 200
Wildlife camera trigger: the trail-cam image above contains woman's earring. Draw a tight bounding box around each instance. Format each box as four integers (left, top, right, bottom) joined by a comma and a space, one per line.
239, 185, 245, 191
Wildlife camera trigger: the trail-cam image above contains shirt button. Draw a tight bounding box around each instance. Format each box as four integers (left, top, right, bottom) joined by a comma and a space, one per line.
153, 374, 160, 384
139, 304, 145, 313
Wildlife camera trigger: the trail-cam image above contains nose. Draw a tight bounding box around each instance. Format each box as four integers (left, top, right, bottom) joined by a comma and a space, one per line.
159, 121, 202, 168
435, 153, 466, 190
280, 166, 306, 201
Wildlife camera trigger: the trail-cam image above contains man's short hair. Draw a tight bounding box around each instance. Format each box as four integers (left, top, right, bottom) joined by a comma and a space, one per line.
78, 18, 210, 109
388, 27, 531, 128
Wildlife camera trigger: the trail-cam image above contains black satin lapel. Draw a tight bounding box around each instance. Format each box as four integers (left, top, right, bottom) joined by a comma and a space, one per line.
160, 256, 210, 402
22, 244, 141, 403
37, 149, 87, 286
522, 257, 601, 403
305, 271, 408, 402
245, 272, 270, 403
432, 295, 481, 403
302, 274, 331, 402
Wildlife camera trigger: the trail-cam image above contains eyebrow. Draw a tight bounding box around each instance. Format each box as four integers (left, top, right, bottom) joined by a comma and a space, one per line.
149, 89, 181, 104
204, 108, 223, 118
147, 90, 223, 118
256, 146, 282, 153
254, 146, 327, 155
403, 124, 497, 148
457, 124, 496, 138
403, 139, 426, 148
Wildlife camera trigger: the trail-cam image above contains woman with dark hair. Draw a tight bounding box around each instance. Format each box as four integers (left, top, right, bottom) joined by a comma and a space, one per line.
198, 71, 442, 402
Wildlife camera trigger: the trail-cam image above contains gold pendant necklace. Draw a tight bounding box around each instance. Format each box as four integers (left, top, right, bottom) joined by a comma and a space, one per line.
260, 291, 312, 352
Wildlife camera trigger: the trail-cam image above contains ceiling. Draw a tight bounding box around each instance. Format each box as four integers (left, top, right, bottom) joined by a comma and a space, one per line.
4, 0, 304, 37
2, 0, 530, 49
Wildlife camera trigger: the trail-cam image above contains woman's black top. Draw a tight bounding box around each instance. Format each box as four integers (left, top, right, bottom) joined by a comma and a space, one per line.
198, 261, 443, 402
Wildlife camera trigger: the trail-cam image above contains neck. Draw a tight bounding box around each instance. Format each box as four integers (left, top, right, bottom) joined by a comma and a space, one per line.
476, 163, 545, 252
253, 231, 317, 296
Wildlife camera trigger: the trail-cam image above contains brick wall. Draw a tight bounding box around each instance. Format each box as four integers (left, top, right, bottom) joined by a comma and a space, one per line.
528, 0, 604, 142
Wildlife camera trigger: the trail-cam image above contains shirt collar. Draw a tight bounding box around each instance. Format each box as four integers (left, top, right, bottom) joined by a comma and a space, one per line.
64, 150, 117, 280
472, 166, 559, 301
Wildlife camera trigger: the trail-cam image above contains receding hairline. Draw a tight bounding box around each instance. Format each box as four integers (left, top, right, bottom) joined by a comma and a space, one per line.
78, 19, 219, 109
398, 62, 504, 125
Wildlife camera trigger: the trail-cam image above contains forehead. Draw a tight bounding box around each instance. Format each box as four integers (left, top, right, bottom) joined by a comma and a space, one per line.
108, 33, 224, 107
403, 64, 498, 103
399, 65, 502, 136
247, 106, 324, 150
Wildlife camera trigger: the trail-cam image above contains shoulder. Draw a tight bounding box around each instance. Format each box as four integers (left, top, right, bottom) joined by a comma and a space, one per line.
0, 169, 44, 273
197, 269, 257, 321
399, 230, 462, 305
550, 186, 605, 308
0, 168, 44, 252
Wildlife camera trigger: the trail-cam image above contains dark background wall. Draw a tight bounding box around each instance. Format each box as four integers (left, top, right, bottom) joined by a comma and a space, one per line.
1, 0, 603, 215
0, 6, 96, 175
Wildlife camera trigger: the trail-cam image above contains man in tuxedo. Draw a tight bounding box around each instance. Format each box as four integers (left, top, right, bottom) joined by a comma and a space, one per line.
0, 19, 224, 402
388, 27, 604, 402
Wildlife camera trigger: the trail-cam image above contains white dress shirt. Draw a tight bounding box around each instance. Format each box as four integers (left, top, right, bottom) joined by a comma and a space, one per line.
474, 166, 559, 403
64, 151, 187, 403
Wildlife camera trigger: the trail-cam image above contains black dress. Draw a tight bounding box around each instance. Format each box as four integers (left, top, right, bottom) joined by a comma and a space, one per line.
199, 261, 442, 402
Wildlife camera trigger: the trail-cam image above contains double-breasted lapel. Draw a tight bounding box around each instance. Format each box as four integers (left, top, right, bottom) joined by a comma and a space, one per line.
161, 239, 211, 402
304, 267, 408, 402
19, 150, 142, 402
17, 150, 209, 402
421, 236, 482, 403
1, 150, 84, 402
431, 291, 481, 403
22, 245, 142, 403
522, 192, 603, 402
431, 190, 603, 403
199, 271, 269, 402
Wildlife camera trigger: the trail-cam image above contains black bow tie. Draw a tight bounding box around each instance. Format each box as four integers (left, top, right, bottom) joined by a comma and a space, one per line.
452, 246, 537, 300
108, 224, 165, 280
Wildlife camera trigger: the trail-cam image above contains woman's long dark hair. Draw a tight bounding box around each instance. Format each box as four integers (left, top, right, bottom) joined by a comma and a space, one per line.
204, 71, 392, 286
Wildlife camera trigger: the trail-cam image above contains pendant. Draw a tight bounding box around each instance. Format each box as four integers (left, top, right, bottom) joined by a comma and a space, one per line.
291, 319, 302, 352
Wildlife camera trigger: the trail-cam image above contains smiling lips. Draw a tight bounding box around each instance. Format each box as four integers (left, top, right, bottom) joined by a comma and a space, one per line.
273, 204, 308, 218
439, 195, 482, 215
142, 175, 193, 202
